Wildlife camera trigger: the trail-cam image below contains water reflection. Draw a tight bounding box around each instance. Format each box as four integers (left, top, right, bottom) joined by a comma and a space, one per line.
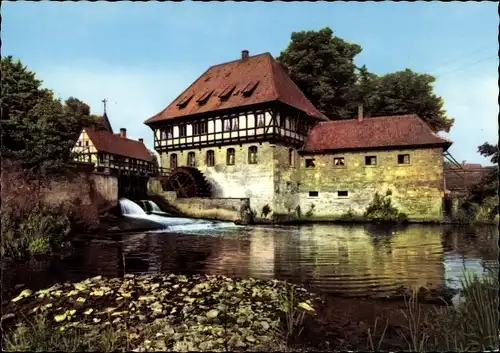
2, 224, 498, 300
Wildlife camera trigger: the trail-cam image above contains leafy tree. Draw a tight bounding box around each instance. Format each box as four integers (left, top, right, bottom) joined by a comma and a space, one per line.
467, 142, 498, 204
278, 27, 454, 133
368, 69, 453, 133
277, 27, 361, 120
1, 56, 98, 177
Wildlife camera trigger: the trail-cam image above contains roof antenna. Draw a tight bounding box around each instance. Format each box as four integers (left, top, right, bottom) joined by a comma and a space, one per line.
102, 98, 108, 114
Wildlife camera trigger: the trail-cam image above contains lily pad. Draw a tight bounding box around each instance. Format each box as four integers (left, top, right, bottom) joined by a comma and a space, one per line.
298, 302, 315, 311
11, 289, 32, 302
54, 313, 67, 322
206, 309, 219, 319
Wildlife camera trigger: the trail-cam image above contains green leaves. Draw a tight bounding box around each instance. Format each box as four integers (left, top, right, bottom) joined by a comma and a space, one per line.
277, 28, 454, 133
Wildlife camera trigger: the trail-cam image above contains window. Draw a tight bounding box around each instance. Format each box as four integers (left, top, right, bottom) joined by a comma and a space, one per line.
309, 191, 319, 197
365, 156, 377, 166
280, 116, 286, 128
305, 159, 315, 168
206, 150, 215, 167
232, 117, 239, 130
85, 141, 89, 147
255, 113, 265, 127
334, 157, 345, 167
77, 141, 82, 147
193, 121, 207, 135
179, 125, 187, 137
290, 118, 297, 131
289, 149, 295, 167
170, 154, 178, 169
223, 117, 238, 132
166, 126, 173, 138
98, 154, 104, 163
338, 191, 348, 197
187, 152, 196, 167
248, 146, 258, 164
227, 148, 235, 165
398, 154, 410, 164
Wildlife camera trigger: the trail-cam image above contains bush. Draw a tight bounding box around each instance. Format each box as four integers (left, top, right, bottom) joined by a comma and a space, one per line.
340, 207, 356, 221
364, 190, 408, 222
1, 204, 71, 259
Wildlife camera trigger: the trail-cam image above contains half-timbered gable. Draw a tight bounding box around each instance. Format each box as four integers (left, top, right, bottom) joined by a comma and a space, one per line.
73, 127, 155, 176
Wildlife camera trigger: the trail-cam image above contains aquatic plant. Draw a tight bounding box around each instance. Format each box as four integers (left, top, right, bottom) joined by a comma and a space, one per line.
2, 274, 318, 352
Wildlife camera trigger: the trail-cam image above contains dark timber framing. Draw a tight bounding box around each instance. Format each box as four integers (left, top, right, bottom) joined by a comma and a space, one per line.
149, 102, 316, 154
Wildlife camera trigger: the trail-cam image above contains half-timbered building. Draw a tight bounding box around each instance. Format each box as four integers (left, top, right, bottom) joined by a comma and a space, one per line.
73, 113, 155, 199
145, 50, 452, 222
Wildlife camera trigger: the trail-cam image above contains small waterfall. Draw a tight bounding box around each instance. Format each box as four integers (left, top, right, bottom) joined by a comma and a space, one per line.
119, 198, 147, 216
147, 201, 162, 213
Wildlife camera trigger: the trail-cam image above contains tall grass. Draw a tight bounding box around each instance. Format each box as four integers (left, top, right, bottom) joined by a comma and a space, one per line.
395, 266, 499, 352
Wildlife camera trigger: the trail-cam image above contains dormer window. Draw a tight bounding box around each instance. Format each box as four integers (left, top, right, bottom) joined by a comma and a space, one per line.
242, 81, 259, 97
196, 90, 214, 105
177, 94, 193, 109
219, 84, 236, 101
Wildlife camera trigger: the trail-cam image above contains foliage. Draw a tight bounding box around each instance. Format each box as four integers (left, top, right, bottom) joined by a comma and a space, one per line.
467, 142, 498, 204
340, 207, 356, 221
457, 142, 499, 223
397, 267, 499, 352
278, 27, 454, 133
364, 190, 408, 222
1, 56, 101, 177
1, 203, 71, 259
2, 274, 318, 352
305, 204, 315, 218
262, 204, 272, 218
278, 27, 361, 120
295, 205, 301, 219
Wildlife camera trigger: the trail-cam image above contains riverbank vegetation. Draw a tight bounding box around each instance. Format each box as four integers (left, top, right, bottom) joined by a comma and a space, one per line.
1, 57, 105, 259
2, 269, 498, 352
454, 142, 498, 225
364, 190, 408, 223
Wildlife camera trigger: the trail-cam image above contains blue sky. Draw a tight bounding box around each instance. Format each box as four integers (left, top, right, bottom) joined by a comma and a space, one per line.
3, 1, 498, 165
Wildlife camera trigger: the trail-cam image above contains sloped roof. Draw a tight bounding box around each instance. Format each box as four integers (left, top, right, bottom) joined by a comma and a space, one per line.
303, 114, 452, 153
85, 128, 153, 162
144, 52, 327, 124
444, 163, 493, 191
96, 112, 114, 134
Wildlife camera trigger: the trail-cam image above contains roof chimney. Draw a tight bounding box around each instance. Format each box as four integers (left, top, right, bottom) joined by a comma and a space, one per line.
358, 105, 364, 122
120, 128, 127, 138
139, 138, 143, 143
241, 50, 249, 60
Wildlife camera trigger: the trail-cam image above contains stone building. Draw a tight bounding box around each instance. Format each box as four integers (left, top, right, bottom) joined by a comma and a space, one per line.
144, 50, 452, 222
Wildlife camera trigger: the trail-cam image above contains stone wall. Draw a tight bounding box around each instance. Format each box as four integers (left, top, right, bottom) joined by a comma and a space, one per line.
160, 142, 276, 221
158, 192, 250, 222
298, 147, 445, 222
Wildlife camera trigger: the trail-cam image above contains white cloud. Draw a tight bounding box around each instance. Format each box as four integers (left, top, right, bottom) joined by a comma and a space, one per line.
436, 72, 498, 165
37, 62, 199, 156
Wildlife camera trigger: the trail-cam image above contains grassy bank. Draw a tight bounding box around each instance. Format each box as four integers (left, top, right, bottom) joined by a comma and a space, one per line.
2, 269, 498, 352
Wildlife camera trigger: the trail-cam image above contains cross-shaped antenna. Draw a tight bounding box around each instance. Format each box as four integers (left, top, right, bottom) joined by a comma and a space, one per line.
102, 98, 108, 114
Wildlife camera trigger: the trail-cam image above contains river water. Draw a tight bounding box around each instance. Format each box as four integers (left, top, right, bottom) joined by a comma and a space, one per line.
2, 222, 498, 302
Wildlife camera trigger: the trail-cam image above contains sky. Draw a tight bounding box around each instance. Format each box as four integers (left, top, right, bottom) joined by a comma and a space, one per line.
3, 1, 498, 165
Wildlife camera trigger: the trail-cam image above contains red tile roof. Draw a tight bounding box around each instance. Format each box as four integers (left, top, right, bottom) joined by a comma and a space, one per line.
444, 163, 493, 191
302, 114, 452, 153
85, 128, 153, 162
144, 52, 327, 124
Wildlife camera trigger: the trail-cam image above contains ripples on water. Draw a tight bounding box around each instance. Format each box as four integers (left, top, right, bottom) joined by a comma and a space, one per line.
2, 224, 498, 300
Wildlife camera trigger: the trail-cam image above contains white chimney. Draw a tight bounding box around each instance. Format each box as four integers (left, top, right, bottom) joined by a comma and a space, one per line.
120, 128, 127, 138
241, 50, 249, 60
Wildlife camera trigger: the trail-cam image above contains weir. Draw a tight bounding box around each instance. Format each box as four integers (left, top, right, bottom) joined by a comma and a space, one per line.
118, 198, 236, 232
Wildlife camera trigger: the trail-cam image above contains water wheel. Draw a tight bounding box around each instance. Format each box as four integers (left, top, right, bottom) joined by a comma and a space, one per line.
162, 166, 211, 198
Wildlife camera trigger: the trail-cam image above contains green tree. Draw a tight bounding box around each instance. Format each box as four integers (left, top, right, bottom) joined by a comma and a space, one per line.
1, 56, 98, 177
467, 142, 498, 204
368, 69, 454, 132
278, 27, 455, 133
277, 27, 361, 120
